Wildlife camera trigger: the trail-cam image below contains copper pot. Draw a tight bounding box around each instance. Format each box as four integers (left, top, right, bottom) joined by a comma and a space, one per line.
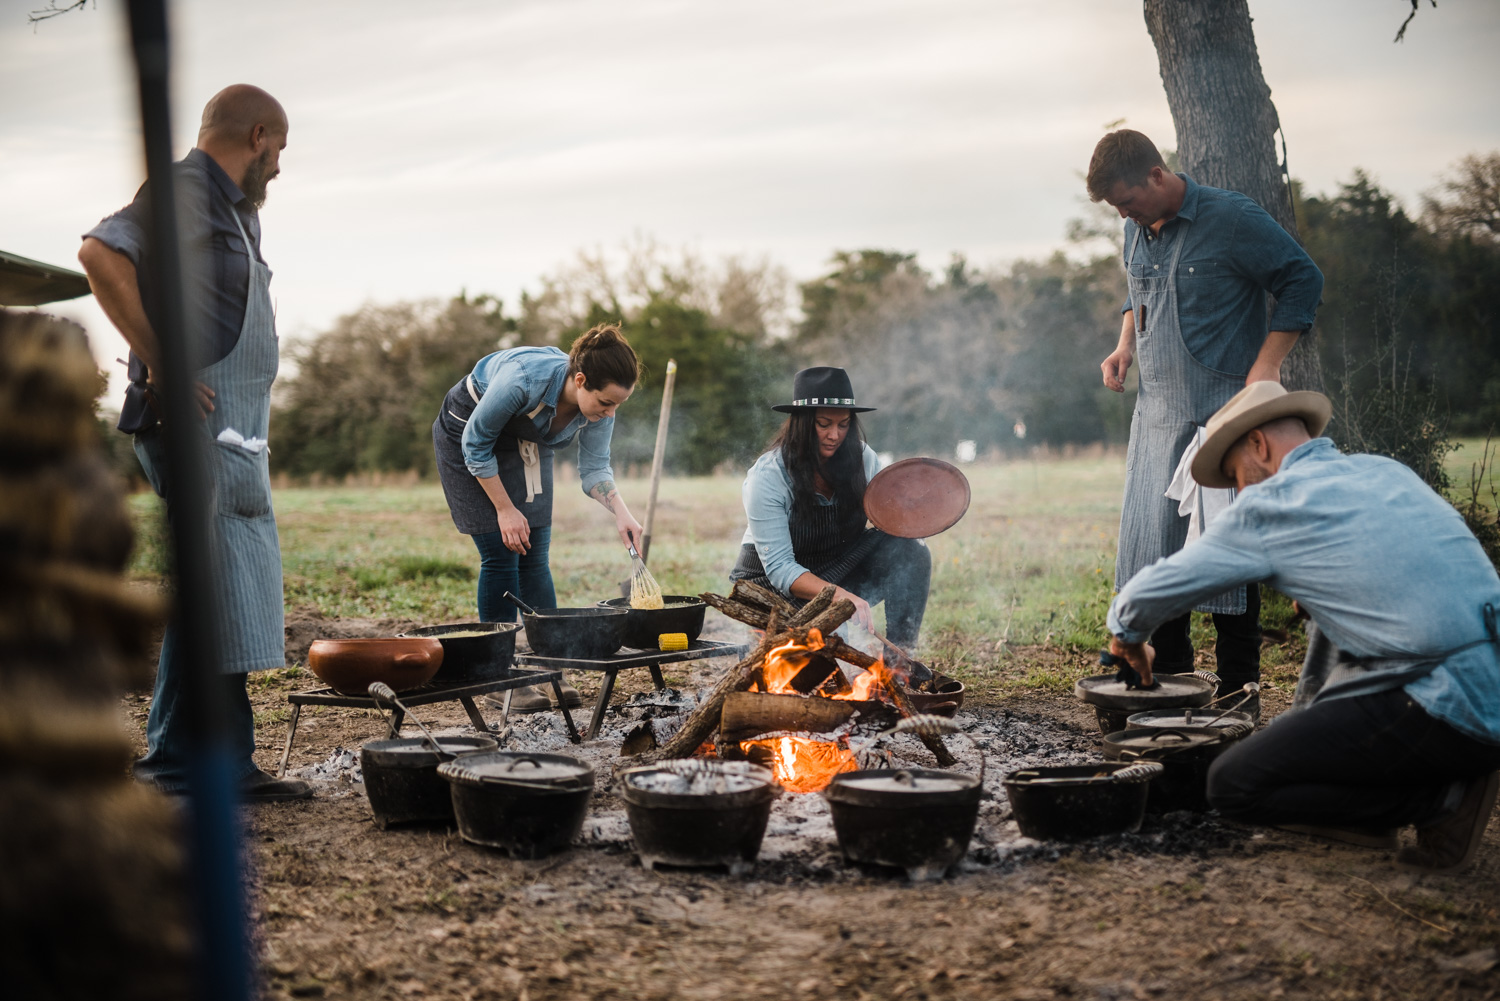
306, 637, 443, 695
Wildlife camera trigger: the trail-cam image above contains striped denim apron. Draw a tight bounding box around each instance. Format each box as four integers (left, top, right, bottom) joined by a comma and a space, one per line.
1115, 222, 1245, 615
135, 208, 285, 672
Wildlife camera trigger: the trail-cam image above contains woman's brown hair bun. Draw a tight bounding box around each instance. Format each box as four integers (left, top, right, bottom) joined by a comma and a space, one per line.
567, 323, 641, 391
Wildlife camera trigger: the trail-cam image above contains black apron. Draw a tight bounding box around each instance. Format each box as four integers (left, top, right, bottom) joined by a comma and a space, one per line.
731, 490, 886, 595
433, 376, 556, 535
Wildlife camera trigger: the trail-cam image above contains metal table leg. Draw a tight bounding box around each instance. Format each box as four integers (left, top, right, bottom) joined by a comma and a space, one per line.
550, 677, 582, 744
584, 670, 618, 741
648, 663, 667, 691
275, 704, 302, 778
459, 695, 491, 733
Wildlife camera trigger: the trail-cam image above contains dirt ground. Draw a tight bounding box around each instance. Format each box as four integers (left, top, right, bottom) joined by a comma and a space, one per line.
119, 625, 1500, 1001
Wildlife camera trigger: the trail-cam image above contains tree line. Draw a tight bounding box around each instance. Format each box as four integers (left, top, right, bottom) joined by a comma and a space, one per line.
239, 153, 1499, 481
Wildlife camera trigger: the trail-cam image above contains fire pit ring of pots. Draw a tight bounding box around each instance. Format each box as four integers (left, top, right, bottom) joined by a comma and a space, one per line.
618, 759, 777, 875
361, 735, 499, 829
1075, 671, 1218, 735
438, 751, 595, 858
822, 768, 983, 882
1003, 761, 1163, 841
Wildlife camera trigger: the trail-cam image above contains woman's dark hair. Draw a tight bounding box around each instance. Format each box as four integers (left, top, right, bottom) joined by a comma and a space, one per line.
567, 323, 641, 391
769, 410, 868, 529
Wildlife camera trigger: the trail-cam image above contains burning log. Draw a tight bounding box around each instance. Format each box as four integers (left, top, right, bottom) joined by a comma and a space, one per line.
718, 690, 898, 744
822, 635, 956, 767
640, 596, 857, 762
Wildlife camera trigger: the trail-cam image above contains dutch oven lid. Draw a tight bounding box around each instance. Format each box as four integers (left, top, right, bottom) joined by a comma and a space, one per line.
1102, 728, 1223, 758
363, 736, 496, 756
438, 751, 594, 789
1074, 673, 1215, 711
622, 759, 771, 796
1128, 708, 1252, 730
824, 768, 981, 808
834, 770, 977, 794
1004, 762, 1163, 787
402, 622, 520, 639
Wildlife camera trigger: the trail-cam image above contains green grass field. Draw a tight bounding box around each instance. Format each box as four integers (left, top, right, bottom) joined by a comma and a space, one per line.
128, 437, 1500, 701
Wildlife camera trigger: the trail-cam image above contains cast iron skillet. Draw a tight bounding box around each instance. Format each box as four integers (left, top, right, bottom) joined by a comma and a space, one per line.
595, 595, 707, 649
504, 591, 627, 660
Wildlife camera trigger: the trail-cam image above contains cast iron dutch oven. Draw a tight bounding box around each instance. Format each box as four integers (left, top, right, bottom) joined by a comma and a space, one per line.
823, 768, 983, 881
360, 735, 499, 829
401, 621, 521, 683
504, 591, 627, 660
1102, 728, 1235, 813
1126, 707, 1254, 735
1003, 761, 1163, 840
595, 595, 708, 650
438, 751, 595, 858
619, 759, 776, 875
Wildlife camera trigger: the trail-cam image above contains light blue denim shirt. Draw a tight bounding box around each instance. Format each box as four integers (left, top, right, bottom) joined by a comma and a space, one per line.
461, 346, 617, 495
1121, 174, 1324, 375
1108, 438, 1500, 744
740, 444, 884, 594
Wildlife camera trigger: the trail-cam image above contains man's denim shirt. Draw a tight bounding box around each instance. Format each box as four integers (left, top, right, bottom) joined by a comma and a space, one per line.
1108, 439, 1500, 744
1121, 174, 1324, 375
462, 346, 617, 496
739, 443, 884, 595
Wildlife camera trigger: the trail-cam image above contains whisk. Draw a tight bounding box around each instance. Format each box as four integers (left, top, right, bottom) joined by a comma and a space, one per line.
627, 541, 664, 609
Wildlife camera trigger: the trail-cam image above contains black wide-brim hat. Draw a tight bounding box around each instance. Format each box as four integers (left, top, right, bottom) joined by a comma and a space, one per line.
771, 366, 876, 413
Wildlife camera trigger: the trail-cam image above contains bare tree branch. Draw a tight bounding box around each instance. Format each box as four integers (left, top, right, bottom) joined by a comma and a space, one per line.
1393, 0, 1436, 44
28, 1, 91, 27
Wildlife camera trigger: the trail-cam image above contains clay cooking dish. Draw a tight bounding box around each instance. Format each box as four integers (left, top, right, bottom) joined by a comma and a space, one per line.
306, 637, 443, 695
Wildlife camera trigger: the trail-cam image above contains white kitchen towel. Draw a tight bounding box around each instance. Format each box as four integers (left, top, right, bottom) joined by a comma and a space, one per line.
1164, 426, 1235, 544
217, 427, 268, 454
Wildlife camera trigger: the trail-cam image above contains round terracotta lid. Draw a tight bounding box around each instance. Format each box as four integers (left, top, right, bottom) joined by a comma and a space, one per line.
864, 457, 971, 538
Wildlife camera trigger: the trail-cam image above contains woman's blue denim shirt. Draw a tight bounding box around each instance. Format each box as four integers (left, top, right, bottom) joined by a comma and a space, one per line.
1109, 439, 1500, 744
740, 443, 884, 594
462, 346, 617, 496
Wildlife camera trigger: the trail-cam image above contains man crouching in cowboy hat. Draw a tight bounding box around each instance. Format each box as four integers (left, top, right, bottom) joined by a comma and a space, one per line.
1106, 382, 1500, 871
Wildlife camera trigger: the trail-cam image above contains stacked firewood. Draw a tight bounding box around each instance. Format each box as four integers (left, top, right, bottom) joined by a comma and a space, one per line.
639, 580, 952, 766
0, 311, 189, 999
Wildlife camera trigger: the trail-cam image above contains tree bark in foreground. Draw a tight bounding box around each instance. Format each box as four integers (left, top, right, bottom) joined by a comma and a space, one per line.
1144, 0, 1323, 392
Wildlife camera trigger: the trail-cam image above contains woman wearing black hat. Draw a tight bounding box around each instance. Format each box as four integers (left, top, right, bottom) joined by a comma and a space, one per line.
730, 367, 931, 647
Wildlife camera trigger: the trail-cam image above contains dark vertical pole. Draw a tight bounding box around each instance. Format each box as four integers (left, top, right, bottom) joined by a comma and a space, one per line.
124, 3, 251, 1000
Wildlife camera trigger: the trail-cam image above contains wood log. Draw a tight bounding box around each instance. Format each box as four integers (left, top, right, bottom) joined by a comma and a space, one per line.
788, 585, 836, 627
699, 593, 770, 629
730, 580, 790, 613
719, 691, 898, 742
639, 598, 857, 762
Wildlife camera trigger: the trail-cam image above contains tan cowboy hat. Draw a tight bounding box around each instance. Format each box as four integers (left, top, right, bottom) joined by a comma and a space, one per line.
1191, 382, 1332, 488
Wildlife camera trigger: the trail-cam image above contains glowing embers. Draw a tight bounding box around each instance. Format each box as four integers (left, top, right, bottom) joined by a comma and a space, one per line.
739, 734, 858, 794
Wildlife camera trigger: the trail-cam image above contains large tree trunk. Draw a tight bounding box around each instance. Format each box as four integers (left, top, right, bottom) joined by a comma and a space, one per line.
1144, 0, 1323, 392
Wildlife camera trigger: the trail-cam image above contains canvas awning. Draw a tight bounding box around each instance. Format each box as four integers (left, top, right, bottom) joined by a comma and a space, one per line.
0, 249, 92, 306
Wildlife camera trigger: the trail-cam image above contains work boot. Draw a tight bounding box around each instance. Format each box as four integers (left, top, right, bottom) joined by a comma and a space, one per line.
1399, 771, 1500, 873
548, 674, 584, 709
241, 768, 313, 802
486, 686, 552, 714
1275, 823, 1398, 850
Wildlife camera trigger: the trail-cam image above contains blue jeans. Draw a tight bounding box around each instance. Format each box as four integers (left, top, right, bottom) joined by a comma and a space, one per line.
134, 624, 260, 793
473, 526, 557, 621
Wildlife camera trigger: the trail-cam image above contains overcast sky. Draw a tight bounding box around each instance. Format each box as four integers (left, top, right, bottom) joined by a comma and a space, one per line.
3, 0, 1497, 401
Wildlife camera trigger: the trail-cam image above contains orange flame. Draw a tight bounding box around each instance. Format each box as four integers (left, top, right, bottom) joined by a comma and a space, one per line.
752, 629, 824, 694
835, 654, 889, 701
740, 734, 857, 793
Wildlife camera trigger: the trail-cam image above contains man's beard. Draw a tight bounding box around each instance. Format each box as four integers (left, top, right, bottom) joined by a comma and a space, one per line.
241, 148, 277, 209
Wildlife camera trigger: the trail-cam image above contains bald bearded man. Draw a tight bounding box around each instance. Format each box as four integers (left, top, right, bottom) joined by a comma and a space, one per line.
79, 85, 307, 801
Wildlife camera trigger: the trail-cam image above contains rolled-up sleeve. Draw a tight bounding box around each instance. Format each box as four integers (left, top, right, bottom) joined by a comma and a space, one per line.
84, 189, 149, 266
461, 361, 530, 479
576, 416, 617, 496
1232, 204, 1324, 332
1107, 503, 1274, 642
744, 458, 805, 595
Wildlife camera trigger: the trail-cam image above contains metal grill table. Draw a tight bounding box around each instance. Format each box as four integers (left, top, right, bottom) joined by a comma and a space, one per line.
514, 639, 750, 740
275, 668, 577, 777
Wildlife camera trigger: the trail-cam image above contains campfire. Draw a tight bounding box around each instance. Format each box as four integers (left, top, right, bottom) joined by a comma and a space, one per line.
635, 581, 954, 792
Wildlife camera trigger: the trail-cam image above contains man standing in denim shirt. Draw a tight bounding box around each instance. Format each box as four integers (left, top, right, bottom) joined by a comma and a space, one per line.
78, 85, 308, 801
1109, 383, 1500, 872
1087, 130, 1324, 712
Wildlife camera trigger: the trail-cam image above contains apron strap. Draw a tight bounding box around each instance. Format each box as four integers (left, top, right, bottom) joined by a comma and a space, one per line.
465, 373, 549, 502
